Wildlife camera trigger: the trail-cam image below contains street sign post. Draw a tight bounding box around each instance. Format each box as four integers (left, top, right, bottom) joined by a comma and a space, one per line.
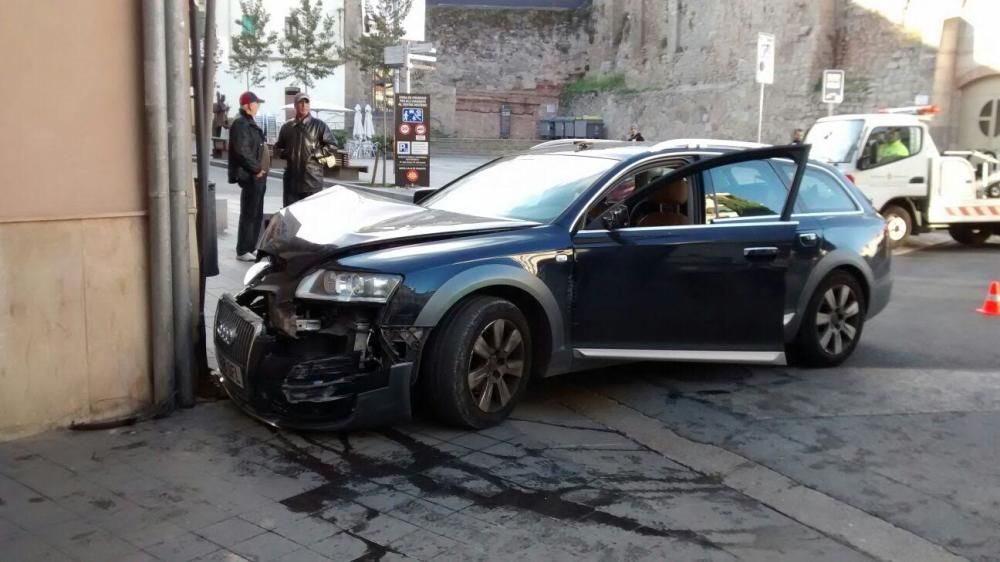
822, 69, 845, 116
394, 94, 431, 187
756, 33, 775, 143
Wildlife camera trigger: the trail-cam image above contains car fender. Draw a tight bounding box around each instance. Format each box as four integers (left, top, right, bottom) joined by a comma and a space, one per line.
413, 264, 569, 375
785, 250, 875, 342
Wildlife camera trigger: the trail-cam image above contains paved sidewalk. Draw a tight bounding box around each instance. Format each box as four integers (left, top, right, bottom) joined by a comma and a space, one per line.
0, 382, 873, 562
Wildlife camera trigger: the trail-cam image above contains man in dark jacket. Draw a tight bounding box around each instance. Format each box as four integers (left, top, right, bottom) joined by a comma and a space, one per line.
228, 91, 269, 261
274, 92, 340, 207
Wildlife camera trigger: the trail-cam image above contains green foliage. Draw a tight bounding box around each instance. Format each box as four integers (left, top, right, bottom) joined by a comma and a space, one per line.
275, 0, 341, 91
331, 129, 349, 147
340, 0, 413, 74
229, 0, 277, 88
560, 72, 631, 105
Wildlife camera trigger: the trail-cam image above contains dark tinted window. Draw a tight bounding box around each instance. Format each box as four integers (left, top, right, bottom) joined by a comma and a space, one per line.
775, 163, 858, 214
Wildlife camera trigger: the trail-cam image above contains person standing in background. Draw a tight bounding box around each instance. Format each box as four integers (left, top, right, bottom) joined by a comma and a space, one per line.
228, 91, 269, 261
212, 93, 230, 138
273, 92, 340, 207
627, 124, 645, 142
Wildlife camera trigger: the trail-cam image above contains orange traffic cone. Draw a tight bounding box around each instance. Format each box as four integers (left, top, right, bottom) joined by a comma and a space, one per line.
977, 281, 1000, 316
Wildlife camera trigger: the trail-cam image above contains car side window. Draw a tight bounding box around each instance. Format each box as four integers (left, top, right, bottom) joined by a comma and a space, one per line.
858, 126, 922, 170
774, 162, 858, 214
583, 165, 677, 227
703, 159, 788, 222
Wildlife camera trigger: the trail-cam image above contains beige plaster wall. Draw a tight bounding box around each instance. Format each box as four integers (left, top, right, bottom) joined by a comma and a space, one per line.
0, 0, 151, 438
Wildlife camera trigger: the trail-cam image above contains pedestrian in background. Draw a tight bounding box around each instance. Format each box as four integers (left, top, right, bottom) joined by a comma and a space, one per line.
791, 128, 805, 144
212, 93, 230, 138
274, 92, 340, 207
627, 124, 645, 142
228, 91, 269, 262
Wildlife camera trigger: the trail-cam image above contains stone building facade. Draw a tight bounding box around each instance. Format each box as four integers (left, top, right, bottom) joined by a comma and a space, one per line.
343, 0, 1000, 151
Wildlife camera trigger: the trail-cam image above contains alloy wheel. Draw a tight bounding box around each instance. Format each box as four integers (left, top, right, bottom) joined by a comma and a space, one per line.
468, 319, 525, 413
816, 285, 861, 356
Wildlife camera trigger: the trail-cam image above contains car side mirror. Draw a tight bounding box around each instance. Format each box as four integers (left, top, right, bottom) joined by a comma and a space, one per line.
412, 188, 438, 205
602, 204, 629, 230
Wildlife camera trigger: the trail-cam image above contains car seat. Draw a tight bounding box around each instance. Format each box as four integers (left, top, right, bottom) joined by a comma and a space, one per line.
636, 177, 690, 227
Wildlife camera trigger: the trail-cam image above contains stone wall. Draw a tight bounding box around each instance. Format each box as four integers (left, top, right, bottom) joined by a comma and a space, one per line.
419, 6, 591, 138
568, 0, 840, 143
404, 0, 996, 143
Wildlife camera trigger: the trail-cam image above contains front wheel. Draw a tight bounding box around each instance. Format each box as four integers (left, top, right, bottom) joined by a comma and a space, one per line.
948, 224, 992, 246
420, 296, 532, 429
794, 272, 866, 367
881, 204, 912, 248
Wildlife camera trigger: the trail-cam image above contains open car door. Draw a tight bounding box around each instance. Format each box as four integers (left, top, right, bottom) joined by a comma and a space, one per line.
571, 144, 810, 365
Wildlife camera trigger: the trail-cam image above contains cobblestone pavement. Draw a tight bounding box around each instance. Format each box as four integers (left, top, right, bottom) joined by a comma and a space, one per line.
1, 384, 880, 562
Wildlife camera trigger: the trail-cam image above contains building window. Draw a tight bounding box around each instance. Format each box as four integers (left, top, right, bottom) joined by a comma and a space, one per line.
979, 99, 1000, 138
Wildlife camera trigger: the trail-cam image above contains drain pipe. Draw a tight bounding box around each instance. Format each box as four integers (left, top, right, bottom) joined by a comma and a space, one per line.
165, 0, 196, 407
142, 0, 175, 410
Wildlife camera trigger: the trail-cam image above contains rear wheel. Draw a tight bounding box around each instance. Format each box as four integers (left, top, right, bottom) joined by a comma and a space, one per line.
948, 224, 992, 245
986, 182, 1000, 199
881, 204, 911, 248
795, 271, 866, 367
419, 296, 532, 429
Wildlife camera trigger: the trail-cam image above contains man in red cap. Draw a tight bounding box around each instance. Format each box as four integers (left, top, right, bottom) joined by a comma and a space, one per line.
227, 91, 270, 261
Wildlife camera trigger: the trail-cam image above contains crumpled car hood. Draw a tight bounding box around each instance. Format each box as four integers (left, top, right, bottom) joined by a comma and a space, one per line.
258, 185, 535, 267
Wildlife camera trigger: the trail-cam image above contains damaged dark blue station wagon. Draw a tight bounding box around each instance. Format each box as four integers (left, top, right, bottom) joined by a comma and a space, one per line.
214, 141, 892, 430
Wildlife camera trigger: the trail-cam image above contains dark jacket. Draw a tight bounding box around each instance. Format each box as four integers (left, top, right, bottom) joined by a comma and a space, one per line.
228, 110, 266, 184
273, 115, 340, 194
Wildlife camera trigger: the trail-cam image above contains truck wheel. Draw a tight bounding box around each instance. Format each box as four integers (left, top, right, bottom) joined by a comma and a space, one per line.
881, 205, 911, 248
794, 271, 866, 368
420, 296, 532, 429
948, 224, 992, 245
987, 183, 1000, 199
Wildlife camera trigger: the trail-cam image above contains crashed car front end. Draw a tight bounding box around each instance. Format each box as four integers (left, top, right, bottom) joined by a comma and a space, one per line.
213, 259, 425, 431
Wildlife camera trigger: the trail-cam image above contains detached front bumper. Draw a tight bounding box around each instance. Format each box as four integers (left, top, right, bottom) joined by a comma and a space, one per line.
213, 294, 412, 431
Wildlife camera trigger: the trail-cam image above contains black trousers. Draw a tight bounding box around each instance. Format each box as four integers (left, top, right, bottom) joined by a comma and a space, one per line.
236, 175, 267, 255
283, 189, 318, 208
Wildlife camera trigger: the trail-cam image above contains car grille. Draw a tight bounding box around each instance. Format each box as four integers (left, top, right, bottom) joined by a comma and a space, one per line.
215, 294, 264, 367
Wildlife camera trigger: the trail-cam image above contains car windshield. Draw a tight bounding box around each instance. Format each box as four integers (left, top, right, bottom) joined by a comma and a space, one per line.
423, 154, 616, 222
806, 119, 864, 164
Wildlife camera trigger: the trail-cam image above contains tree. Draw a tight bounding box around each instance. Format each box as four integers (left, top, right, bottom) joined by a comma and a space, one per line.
229, 0, 277, 88
275, 0, 341, 92
340, 0, 413, 76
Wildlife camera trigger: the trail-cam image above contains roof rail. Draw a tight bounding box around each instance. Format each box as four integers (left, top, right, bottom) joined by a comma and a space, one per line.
648, 138, 769, 151
529, 138, 636, 152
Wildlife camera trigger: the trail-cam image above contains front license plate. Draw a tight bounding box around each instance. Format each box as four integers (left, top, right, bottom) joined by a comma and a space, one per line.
219, 355, 245, 389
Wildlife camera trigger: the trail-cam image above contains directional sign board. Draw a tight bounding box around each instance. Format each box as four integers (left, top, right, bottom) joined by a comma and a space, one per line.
756, 33, 775, 85
395, 94, 431, 187
822, 69, 845, 104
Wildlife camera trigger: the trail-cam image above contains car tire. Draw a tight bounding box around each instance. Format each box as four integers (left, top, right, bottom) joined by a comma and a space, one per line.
420, 296, 532, 429
794, 271, 866, 368
881, 204, 911, 248
948, 224, 992, 246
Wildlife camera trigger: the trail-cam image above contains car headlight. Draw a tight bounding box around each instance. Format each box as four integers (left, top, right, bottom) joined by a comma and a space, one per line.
243, 258, 271, 286
295, 270, 402, 303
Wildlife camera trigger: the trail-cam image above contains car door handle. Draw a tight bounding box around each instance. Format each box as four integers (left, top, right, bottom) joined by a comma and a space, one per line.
798, 232, 819, 247
744, 247, 779, 260
909, 176, 924, 184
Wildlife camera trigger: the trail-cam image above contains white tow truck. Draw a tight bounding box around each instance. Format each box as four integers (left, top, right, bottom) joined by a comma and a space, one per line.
806, 106, 1000, 246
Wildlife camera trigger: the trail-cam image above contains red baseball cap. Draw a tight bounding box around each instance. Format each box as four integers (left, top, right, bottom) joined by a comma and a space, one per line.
239, 91, 264, 106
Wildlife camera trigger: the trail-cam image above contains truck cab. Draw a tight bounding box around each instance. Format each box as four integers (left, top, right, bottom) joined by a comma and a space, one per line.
807, 109, 1000, 246
806, 112, 935, 245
